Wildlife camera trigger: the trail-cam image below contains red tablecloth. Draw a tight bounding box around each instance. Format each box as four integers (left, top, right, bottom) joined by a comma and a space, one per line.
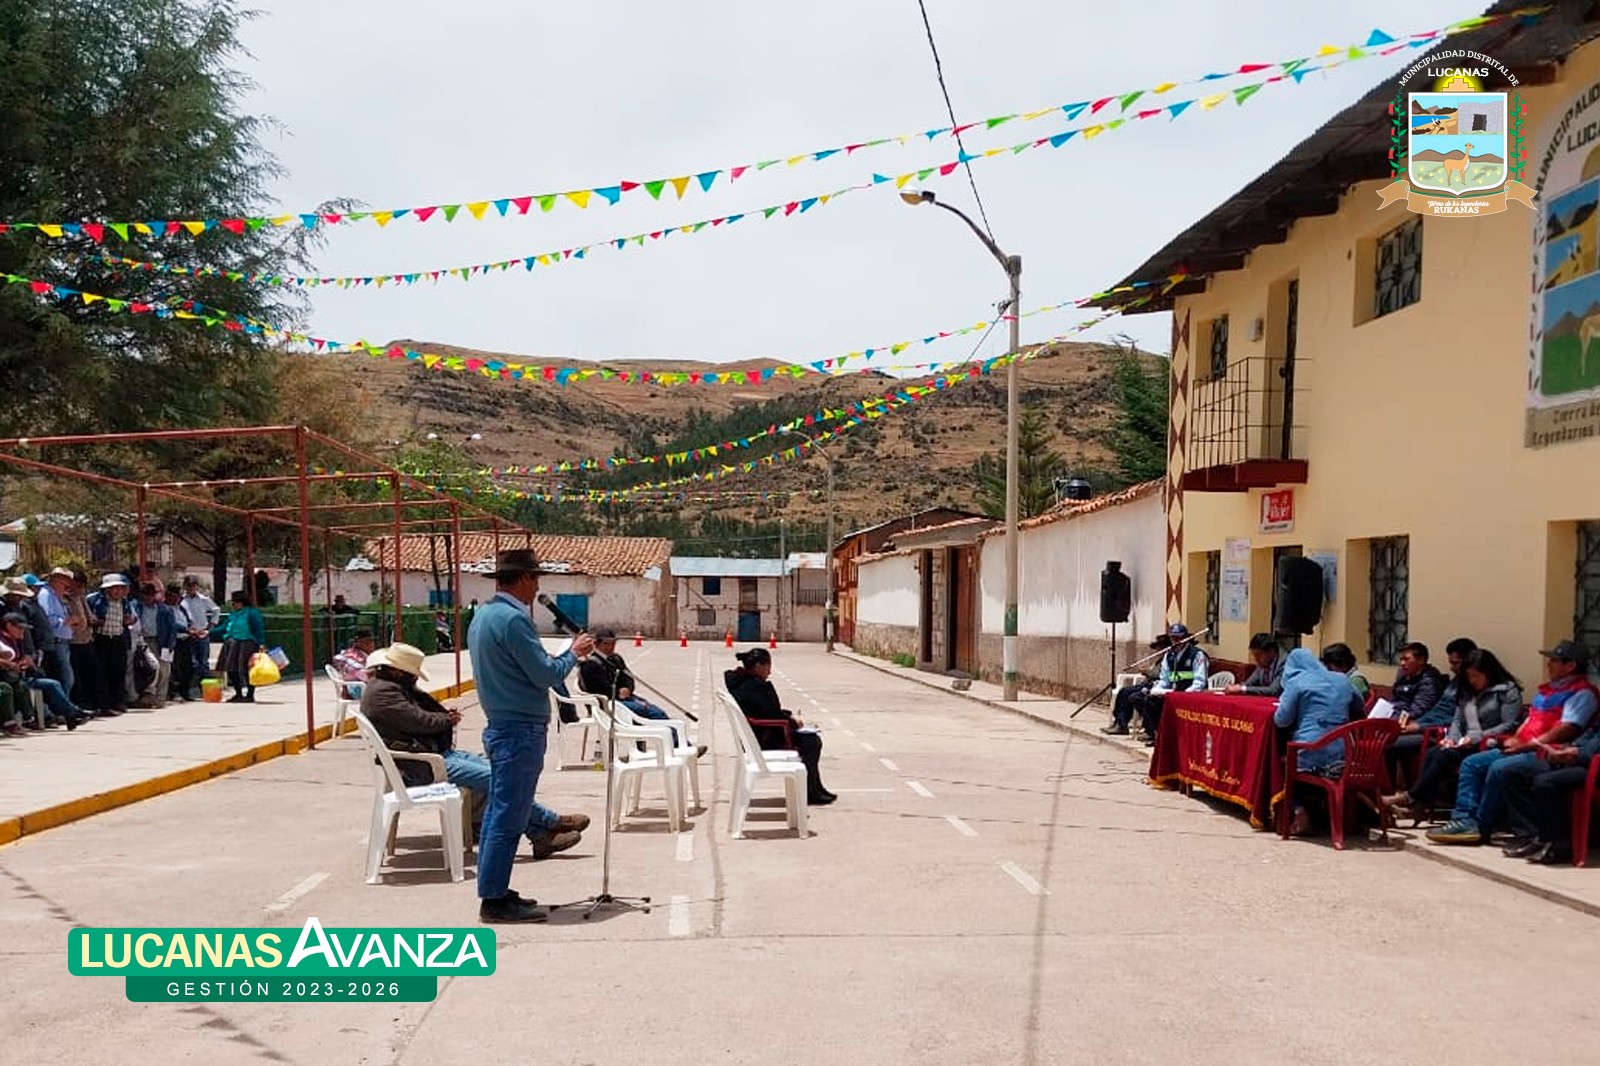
1147, 692, 1283, 829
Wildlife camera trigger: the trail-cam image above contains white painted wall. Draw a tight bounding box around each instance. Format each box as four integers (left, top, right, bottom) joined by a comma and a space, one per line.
979, 491, 1165, 645
299, 570, 667, 633
856, 552, 921, 628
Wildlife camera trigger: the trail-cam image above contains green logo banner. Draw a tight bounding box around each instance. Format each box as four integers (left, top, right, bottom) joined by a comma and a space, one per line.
124, 976, 439, 1002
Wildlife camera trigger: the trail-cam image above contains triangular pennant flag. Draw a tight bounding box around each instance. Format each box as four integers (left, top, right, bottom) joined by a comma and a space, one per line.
492, 199, 510, 216
182, 221, 206, 236
466, 202, 489, 219
414, 206, 438, 222
441, 205, 461, 221
511, 196, 533, 214
1048, 131, 1076, 148
109, 223, 129, 242
537, 195, 557, 212
1291, 67, 1313, 82
695, 171, 718, 192
1199, 93, 1228, 110
1062, 101, 1090, 120
1346, 45, 1365, 61
1281, 58, 1308, 75
595, 185, 623, 204
1152, 82, 1177, 94
644, 180, 666, 200
986, 115, 1014, 129
564, 190, 591, 208
373, 211, 394, 227
83, 223, 105, 243
669, 176, 691, 198
1118, 90, 1143, 111
1233, 84, 1263, 105
1317, 44, 1340, 56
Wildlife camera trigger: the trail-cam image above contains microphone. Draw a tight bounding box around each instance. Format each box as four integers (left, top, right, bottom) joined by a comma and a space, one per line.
535, 593, 584, 635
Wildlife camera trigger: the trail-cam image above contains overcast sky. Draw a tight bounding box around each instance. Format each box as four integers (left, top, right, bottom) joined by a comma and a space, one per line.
237, 0, 1474, 371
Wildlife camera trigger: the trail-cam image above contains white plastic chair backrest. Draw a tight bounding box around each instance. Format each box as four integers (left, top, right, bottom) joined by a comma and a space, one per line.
716, 690, 773, 774
1207, 671, 1236, 691
325, 664, 350, 698
352, 712, 418, 808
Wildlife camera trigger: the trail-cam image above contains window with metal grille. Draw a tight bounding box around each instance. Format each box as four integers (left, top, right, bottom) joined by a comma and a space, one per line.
1374, 218, 1422, 319
1203, 551, 1220, 643
1367, 536, 1410, 665
1207, 315, 1229, 380
696, 607, 717, 627
1574, 522, 1600, 665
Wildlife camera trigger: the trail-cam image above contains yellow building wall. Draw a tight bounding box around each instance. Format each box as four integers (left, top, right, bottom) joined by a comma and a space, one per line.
1171, 39, 1600, 687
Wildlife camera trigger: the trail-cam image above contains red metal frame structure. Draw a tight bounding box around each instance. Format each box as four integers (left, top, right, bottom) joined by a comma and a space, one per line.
0, 425, 529, 750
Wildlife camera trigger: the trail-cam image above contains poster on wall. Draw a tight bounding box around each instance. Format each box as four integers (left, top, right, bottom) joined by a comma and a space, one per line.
1221, 536, 1250, 622
1528, 75, 1600, 447
1307, 550, 1338, 605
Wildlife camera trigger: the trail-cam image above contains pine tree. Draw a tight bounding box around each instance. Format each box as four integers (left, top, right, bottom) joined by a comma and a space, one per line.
973, 405, 1065, 520
1103, 337, 1170, 485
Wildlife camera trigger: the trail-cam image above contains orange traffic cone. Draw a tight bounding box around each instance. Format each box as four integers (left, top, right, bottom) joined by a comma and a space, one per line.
724, 630, 734, 648
679, 630, 688, 648
768, 632, 777, 649
634, 631, 644, 648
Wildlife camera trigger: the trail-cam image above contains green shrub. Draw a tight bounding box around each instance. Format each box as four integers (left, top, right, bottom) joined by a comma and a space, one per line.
219, 606, 443, 678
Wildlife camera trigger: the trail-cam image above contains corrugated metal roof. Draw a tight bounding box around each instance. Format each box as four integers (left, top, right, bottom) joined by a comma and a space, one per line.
785, 552, 827, 572
669, 557, 787, 578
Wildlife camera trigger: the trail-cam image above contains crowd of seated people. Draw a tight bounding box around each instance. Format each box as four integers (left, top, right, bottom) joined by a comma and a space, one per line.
2, 567, 226, 736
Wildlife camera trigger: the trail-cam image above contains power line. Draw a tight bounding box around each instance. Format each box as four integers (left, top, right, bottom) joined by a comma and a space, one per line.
914, 0, 996, 240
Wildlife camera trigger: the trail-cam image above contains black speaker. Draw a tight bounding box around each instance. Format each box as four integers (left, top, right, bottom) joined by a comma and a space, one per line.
1100, 561, 1131, 624
1274, 556, 1324, 635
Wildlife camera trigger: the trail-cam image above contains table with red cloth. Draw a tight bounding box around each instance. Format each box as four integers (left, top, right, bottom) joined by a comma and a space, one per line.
1147, 692, 1284, 829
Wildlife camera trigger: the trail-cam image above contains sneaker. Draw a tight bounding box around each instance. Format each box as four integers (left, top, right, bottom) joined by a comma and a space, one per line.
554, 814, 591, 833
1425, 820, 1483, 845
528, 829, 582, 860
1502, 837, 1543, 859
1101, 722, 1130, 736
478, 892, 548, 924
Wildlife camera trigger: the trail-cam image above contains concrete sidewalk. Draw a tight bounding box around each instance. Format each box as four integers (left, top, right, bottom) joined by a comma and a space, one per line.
834, 645, 1600, 918
0, 650, 475, 845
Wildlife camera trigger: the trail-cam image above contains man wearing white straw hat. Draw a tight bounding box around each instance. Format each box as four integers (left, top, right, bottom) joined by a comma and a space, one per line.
361, 642, 588, 861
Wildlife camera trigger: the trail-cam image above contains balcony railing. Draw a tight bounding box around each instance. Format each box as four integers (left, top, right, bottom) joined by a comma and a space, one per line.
1184, 355, 1308, 492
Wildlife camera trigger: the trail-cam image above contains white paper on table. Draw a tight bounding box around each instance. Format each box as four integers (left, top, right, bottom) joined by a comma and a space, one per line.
159, 648, 174, 663
1367, 697, 1396, 720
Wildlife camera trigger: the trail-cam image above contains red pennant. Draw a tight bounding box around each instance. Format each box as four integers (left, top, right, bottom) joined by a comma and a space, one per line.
1137, 108, 1162, 120
620, 181, 640, 192
0, 225, 8, 235
689, 373, 702, 383
938, 162, 958, 176
1090, 96, 1113, 113
83, 223, 105, 243
164, 221, 181, 235
1237, 63, 1270, 73
542, 366, 556, 381
220, 218, 245, 235
784, 202, 799, 216
711, 217, 724, 226
649, 231, 663, 239
130, 302, 152, 314
511, 196, 533, 214
414, 206, 438, 222
387, 346, 405, 358
321, 213, 342, 224
29, 281, 51, 294
952, 122, 979, 136
844, 143, 865, 154
223, 320, 242, 331
731, 166, 748, 180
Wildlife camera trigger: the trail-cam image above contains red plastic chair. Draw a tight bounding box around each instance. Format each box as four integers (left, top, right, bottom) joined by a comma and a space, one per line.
1570, 755, 1600, 868
743, 717, 795, 748
1280, 718, 1403, 850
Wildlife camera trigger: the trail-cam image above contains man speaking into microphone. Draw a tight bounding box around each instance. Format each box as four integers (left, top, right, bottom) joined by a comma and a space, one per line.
468, 548, 594, 924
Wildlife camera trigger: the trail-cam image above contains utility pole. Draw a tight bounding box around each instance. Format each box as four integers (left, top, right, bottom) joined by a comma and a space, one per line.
778, 517, 786, 642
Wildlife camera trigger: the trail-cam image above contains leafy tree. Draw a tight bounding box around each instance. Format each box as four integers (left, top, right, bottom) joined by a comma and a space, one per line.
972, 405, 1065, 520
0, 0, 334, 433
1103, 336, 1170, 486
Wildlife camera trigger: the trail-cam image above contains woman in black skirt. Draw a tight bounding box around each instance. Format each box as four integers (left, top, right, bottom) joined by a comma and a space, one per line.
218, 590, 266, 702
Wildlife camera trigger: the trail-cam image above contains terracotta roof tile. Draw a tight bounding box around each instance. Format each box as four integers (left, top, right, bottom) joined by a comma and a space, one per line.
979, 479, 1164, 538
364, 533, 672, 577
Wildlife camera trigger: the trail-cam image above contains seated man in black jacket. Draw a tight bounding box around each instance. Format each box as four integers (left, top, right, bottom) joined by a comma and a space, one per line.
360, 643, 588, 859
724, 647, 835, 805
578, 628, 703, 754
1224, 633, 1286, 697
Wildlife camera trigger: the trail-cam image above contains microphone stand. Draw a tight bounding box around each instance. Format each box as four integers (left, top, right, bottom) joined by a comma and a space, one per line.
553, 629, 650, 920
1067, 628, 1212, 720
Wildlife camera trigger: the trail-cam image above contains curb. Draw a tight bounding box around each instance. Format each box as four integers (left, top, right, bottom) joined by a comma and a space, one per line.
0, 679, 476, 848
832, 650, 1600, 919
831, 650, 1146, 761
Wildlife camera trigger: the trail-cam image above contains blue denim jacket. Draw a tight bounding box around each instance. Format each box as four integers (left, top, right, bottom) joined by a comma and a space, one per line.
466, 592, 577, 724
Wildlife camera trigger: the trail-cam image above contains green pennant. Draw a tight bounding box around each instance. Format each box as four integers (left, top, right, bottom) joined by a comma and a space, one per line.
109, 222, 129, 242
1119, 90, 1144, 111
1233, 83, 1263, 105
246, 217, 267, 230
1346, 45, 1365, 61
916, 167, 935, 181
1282, 58, 1307, 75
756, 159, 781, 170
537, 195, 557, 212
986, 115, 1014, 129
441, 205, 461, 222
643, 181, 666, 200
763, 206, 780, 218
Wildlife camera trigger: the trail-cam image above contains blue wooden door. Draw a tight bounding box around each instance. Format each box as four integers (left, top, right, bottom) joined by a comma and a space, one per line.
736, 610, 761, 642
555, 594, 589, 631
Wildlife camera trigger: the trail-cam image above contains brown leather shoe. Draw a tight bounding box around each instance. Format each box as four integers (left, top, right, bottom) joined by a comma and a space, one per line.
555, 814, 590, 833
529, 829, 582, 859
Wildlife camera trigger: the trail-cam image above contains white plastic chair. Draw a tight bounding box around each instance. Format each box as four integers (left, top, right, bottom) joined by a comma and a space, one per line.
352, 712, 466, 884
550, 688, 604, 768
610, 698, 703, 812
715, 690, 807, 839
589, 700, 685, 832
1207, 671, 1236, 691
325, 665, 361, 739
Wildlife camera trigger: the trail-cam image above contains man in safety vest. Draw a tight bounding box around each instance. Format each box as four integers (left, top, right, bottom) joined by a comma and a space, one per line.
1134, 622, 1209, 746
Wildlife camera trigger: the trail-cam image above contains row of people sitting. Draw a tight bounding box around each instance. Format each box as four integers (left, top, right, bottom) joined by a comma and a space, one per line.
1103, 625, 1293, 744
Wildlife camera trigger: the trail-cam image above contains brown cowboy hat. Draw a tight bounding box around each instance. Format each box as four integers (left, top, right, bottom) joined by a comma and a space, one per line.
492, 548, 542, 579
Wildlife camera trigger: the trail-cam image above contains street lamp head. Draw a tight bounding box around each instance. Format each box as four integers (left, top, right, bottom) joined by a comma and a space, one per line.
899, 190, 936, 206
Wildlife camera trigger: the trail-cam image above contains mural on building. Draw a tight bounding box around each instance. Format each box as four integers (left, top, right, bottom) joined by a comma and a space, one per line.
1529, 76, 1600, 447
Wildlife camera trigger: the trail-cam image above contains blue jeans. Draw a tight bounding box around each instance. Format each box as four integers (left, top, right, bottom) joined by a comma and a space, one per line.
621, 695, 682, 747
191, 636, 212, 683
476, 718, 549, 900
26, 676, 80, 718
442, 748, 559, 839
45, 642, 73, 697
1452, 749, 1549, 829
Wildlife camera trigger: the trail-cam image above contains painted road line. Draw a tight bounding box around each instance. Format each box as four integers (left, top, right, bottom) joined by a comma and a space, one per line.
668, 894, 691, 937
878, 758, 901, 772
999, 861, 1048, 896
944, 815, 979, 838
675, 831, 694, 863
906, 780, 934, 798
264, 873, 329, 916
832, 788, 895, 793
859, 741, 876, 752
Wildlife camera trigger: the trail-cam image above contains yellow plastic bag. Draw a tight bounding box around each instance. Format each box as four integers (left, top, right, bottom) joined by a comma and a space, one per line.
248, 652, 281, 687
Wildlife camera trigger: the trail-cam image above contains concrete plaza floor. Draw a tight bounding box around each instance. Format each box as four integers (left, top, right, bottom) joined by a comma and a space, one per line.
3, 641, 1599, 1065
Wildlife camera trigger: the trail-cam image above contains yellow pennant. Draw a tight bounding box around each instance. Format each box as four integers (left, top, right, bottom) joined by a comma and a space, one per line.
894, 173, 913, 188
564, 190, 591, 209
81, 293, 102, 304
1317, 44, 1340, 56
270, 215, 292, 226
133, 223, 153, 235
669, 176, 691, 199
466, 202, 489, 219
1082, 125, 1105, 139
373, 211, 394, 227
1022, 108, 1055, 120
182, 221, 206, 235
38, 224, 63, 238
1199, 93, 1228, 110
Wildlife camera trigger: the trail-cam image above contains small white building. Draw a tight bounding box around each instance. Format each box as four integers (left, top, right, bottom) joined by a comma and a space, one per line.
668, 555, 827, 643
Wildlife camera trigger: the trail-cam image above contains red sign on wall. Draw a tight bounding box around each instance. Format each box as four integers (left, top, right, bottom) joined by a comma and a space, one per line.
1259, 489, 1294, 534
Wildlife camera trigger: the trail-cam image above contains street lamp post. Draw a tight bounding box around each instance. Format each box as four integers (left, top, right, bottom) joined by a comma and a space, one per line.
781, 427, 836, 652
901, 189, 1022, 700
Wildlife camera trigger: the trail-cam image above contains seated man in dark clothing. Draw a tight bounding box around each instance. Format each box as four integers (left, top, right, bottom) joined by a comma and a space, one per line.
724, 647, 835, 805
578, 627, 703, 755
1224, 633, 1285, 697
1385, 638, 1471, 785
360, 642, 587, 859
1500, 715, 1600, 864
1104, 622, 1208, 744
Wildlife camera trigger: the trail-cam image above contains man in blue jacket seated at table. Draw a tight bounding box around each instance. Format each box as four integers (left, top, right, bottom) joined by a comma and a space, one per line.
1276, 649, 1367, 837
1110, 622, 1208, 747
